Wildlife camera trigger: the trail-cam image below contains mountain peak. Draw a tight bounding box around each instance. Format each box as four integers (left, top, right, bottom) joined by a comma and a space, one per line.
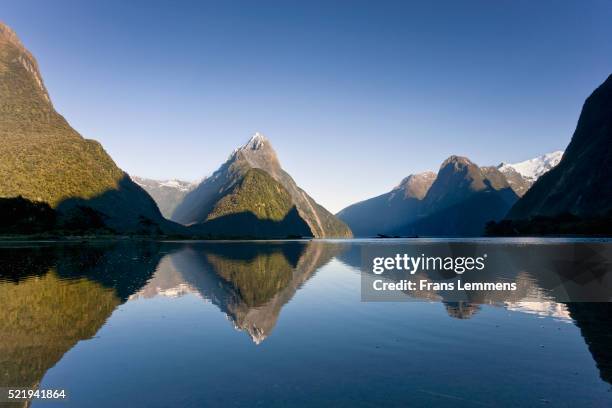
0, 22, 22, 47
498, 151, 563, 182
227, 131, 281, 175
440, 155, 474, 169
0, 21, 51, 107
175, 130, 351, 238
394, 171, 437, 199
0, 21, 179, 234
243, 132, 268, 150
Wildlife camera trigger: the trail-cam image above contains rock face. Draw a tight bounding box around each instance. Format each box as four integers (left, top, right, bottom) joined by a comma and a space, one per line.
0, 22, 176, 234
172, 133, 352, 238
508, 74, 612, 219
496, 166, 532, 197
337, 172, 436, 237
497, 151, 563, 196
132, 177, 195, 219
392, 156, 519, 236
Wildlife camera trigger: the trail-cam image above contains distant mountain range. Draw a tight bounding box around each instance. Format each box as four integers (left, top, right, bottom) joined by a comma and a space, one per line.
338, 152, 562, 237
132, 177, 196, 219
172, 133, 352, 238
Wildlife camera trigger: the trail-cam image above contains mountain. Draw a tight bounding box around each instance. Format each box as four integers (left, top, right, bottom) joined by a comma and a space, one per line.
336, 171, 436, 237
392, 156, 519, 236
187, 168, 312, 238
0, 22, 178, 234
132, 177, 195, 219
339, 156, 518, 237
497, 151, 563, 196
172, 133, 352, 238
508, 75, 612, 220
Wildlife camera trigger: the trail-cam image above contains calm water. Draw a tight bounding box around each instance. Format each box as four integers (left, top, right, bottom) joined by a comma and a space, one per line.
1, 239, 611, 407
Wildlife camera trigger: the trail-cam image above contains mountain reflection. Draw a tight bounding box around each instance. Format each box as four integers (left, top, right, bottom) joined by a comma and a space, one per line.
339, 240, 612, 385
565, 303, 612, 385
0, 239, 611, 396
0, 242, 165, 392
339, 241, 612, 319
133, 241, 345, 343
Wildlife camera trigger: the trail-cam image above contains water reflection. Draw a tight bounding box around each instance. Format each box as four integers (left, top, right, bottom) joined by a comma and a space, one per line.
0, 242, 164, 392
132, 241, 344, 343
340, 241, 612, 315
0, 239, 611, 404
566, 303, 612, 385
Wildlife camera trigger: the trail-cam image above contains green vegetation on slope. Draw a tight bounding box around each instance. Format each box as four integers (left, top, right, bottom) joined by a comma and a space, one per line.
0, 22, 175, 234
208, 168, 296, 222
195, 168, 312, 238
0, 25, 124, 206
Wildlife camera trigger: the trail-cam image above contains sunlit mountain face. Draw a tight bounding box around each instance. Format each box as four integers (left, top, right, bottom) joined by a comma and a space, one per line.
0, 23, 181, 235
1, 240, 611, 407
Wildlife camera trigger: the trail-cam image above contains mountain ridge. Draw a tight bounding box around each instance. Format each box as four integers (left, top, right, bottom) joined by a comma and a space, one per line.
338, 149, 564, 237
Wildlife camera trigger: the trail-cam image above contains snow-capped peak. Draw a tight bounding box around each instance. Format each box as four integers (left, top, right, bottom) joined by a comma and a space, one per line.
244, 131, 267, 150
498, 151, 563, 181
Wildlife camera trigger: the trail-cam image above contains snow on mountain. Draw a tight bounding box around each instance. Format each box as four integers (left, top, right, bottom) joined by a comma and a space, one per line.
132, 176, 197, 219
159, 179, 196, 191
498, 151, 563, 182
244, 131, 267, 150
133, 177, 196, 192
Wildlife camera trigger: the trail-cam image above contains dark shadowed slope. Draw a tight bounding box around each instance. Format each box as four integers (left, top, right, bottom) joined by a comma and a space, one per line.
508, 74, 612, 219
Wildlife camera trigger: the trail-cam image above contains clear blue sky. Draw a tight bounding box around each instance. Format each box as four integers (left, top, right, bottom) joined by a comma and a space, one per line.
3, 1, 612, 212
